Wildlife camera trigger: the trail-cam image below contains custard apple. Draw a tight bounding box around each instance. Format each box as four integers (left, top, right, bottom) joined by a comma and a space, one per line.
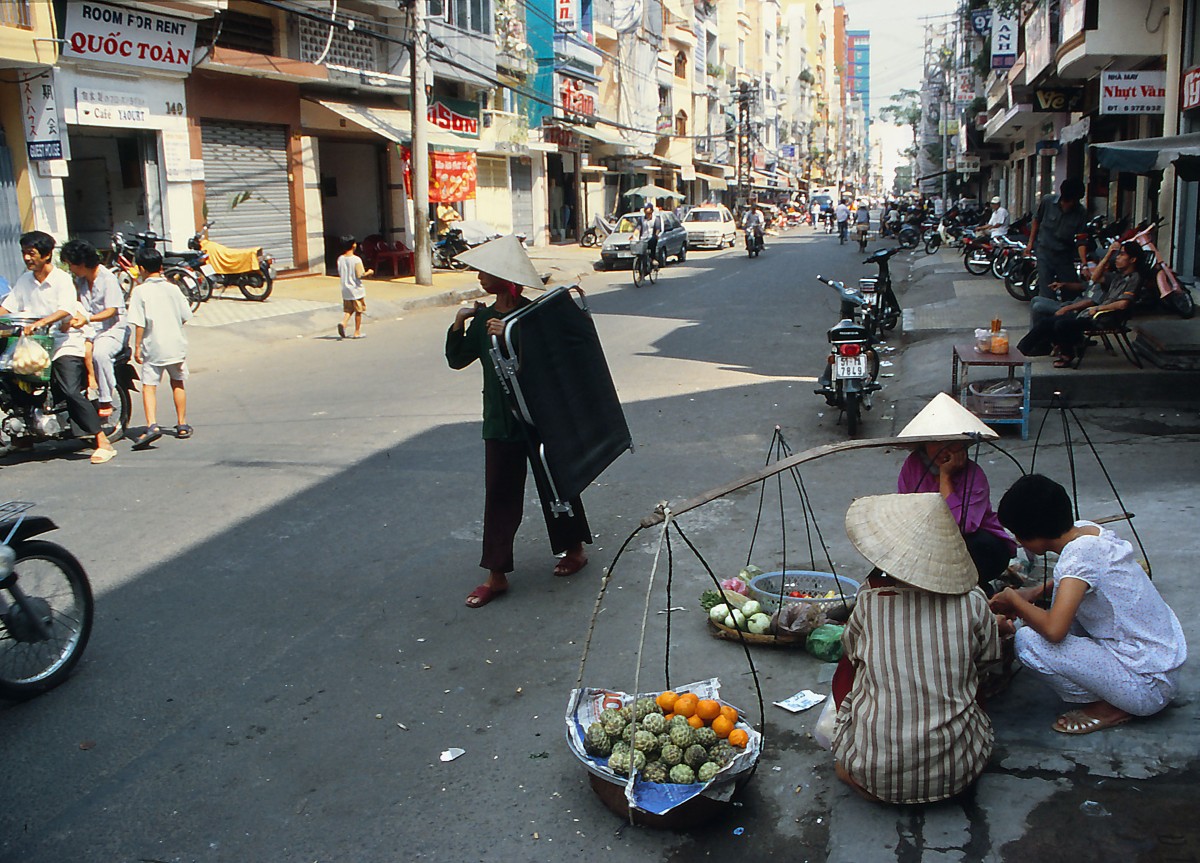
708, 745, 734, 768
641, 713, 666, 734
669, 725, 694, 748
584, 722, 612, 757
634, 697, 662, 719
657, 732, 672, 750
669, 715, 690, 731
607, 751, 630, 775
643, 761, 670, 783
610, 740, 631, 758
693, 726, 717, 748
697, 761, 720, 783
668, 764, 696, 784
659, 743, 683, 767
617, 705, 633, 723
602, 712, 626, 737
599, 708, 621, 726
632, 729, 658, 753
684, 744, 709, 770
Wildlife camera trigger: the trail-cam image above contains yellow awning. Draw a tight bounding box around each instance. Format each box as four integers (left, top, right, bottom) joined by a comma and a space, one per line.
698, 172, 727, 190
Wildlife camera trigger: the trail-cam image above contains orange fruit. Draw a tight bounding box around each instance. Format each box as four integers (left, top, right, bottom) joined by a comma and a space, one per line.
711, 715, 734, 739
696, 699, 721, 722
674, 693, 699, 718
687, 714, 704, 729
662, 712, 676, 723
656, 691, 679, 712
728, 728, 749, 748
719, 705, 739, 725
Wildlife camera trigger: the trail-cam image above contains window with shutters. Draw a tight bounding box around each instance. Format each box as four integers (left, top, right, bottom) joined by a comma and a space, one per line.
0, 1, 31, 29
477, 156, 507, 189
197, 10, 275, 55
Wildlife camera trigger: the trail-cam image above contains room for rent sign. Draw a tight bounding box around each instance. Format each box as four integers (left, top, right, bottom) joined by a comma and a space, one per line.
63, 1, 197, 73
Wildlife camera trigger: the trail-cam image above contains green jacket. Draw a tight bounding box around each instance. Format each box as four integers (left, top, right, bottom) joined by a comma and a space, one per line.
445, 299, 529, 442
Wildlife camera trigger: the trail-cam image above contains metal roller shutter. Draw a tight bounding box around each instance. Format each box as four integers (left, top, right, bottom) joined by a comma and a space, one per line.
200, 121, 295, 269
510, 159, 534, 241
0, 126, 23, 281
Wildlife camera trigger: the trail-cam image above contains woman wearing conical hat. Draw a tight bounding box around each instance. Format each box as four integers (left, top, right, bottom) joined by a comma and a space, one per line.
445, 236, 591, 608
896, 393, 1016, 595
833, 493, 1002, 804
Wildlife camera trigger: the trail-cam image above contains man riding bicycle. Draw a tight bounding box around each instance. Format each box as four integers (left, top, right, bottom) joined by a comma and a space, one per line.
638, 203, 663, 266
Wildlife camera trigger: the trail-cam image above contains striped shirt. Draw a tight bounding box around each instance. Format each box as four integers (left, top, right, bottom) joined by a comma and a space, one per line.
832, 584, 1001, 804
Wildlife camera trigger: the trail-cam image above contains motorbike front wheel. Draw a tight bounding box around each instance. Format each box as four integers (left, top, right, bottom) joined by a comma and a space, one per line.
964, 250, 992, 275
1167, 287, 1196, 319
580, 229, 598, 248
0, 539, 94, 699
238, 270, 273, 301
924, 234, 941, 254
1005, 264, 1037, 301
897, 230, 918, 250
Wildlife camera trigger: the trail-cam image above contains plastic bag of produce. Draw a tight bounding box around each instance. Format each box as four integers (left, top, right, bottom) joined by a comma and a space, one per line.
805, 624, 845, 662
3, 334, 51, 379
770, 602, 827, 637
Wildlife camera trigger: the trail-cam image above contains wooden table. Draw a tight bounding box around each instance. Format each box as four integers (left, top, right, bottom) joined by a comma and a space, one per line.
951, 344, 1032, 440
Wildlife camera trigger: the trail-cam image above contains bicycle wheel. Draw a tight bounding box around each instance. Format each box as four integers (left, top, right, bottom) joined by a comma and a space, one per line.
0, 540, 93, 699
164, 266, 203, 312
632, 255, 645, 288
649, 257, 659, 285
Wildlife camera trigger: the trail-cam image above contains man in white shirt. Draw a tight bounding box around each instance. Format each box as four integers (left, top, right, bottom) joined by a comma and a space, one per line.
637, 202, 663, 264
980, 196, 1011, 238
835, 200, 851, 245
0, 231, 115, 463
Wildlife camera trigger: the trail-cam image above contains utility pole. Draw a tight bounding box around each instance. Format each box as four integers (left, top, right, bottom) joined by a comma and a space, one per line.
737, 81, 755, 208
411, 0, 431, 285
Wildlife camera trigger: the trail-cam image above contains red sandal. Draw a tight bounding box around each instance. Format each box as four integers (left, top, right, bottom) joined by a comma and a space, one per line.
465, 583, 507, 608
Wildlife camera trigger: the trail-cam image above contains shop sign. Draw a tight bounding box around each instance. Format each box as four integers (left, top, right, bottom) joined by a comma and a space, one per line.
427, 97, 480, 138
1036, 139, 1060, 156
559, 75, 596, 117
1060, 0, 1087, 42
63, 1, 196, 73
1100, 70, 1166, 115
1024, 0, 1051, 80
1182, 66, 1200, 111
542, 124, 575, 148
75, 87, 149, 126
991, 13, 1017, 69
970, 8, 992, 38
1032, 87, 1084, 113
555, 0, 578, 33
20, 72, 67, 161
400, 146, 478, 202
956, 69, 976, 105
957, 155, 981, 173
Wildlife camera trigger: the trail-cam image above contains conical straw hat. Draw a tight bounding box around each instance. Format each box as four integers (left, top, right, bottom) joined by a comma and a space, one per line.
454, 235, 542, 287
844, 493, 977, 594
897, 392, 997, 440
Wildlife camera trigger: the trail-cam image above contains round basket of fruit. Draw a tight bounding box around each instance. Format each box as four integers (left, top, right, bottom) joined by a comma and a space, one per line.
565, 681, 761, 827
748, 570, 859, 621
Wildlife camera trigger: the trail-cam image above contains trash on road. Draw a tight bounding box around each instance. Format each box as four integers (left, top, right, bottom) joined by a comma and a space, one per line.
440, 748, 466, 762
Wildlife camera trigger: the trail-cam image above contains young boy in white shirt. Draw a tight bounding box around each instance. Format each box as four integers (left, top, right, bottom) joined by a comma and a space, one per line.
127, 247, 192, 449
337, 236, 372, 339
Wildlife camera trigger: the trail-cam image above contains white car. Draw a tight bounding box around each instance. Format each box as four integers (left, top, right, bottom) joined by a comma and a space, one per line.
681, 205, 737, 249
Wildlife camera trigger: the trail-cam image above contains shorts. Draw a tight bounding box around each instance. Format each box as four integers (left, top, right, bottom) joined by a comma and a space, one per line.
142, 360, 189, 384
343, 298, 366, 313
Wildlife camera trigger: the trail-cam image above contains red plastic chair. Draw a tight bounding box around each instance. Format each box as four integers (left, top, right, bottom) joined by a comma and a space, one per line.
374, 241, 414, 277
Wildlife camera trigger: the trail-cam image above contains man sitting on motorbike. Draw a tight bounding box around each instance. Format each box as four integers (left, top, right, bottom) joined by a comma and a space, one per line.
60, 239, 128, 420
978, 196, 1011, 238
743, 203, 765, 247
0, 231, 116, 464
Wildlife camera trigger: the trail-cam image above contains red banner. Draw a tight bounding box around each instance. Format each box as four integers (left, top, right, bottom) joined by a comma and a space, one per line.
401, 147, 478, 202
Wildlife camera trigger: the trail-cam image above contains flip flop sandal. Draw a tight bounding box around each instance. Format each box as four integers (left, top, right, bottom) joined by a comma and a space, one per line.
337, 324, 346, 339
90, 447, 117, 464
465, 583, 507, 608
176, 424, 193, 439
553, 555, 589, 577
1053, 709, 1132, 735
97, 404, 113, 418
131, 424, 163, 450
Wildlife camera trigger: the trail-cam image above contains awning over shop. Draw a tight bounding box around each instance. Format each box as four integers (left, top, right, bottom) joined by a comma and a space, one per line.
311, 99, 478, 151
563, 122, 634, 151
697, 172, 727, 190
1093, 133, 1200, 180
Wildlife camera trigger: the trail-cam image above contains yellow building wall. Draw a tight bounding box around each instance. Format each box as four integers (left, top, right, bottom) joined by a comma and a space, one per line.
0, 1, 57, 66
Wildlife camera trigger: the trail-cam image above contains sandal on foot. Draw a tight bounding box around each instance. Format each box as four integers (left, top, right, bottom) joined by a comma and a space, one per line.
131, 424, 163, 450
553, 555, 588, 577
1053, 357, 1075, 369
1053, 709, 1132, 735
176, 424, 193, 439
465, 583, 507, 608
90, 447, 117, 464
337, 323, 346, 339
97, 403, 113, 418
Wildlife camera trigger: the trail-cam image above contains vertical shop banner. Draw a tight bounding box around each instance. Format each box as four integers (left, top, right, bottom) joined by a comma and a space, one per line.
20, 72, 67, 161
63, 1, 196, 72
1024, 1, 1051, 79
991, 13, 1017, 69
555, 0, 578, 32
401, 147, 478, 202
1060, 0, 1087, 42
970, 8, 992, 38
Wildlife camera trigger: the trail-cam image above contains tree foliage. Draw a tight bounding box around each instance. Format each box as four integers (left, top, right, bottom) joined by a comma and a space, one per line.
879, 89, 921, 147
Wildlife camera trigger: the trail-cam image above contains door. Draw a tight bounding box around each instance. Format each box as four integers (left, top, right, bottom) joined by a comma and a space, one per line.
0, 125, 23, 283
510, 158, 534, 241
201, 120, 295, 269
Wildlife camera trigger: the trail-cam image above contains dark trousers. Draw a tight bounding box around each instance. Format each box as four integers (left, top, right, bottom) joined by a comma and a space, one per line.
481, 439, 592, 573
1034, 250, 1080, 299
51, 356, 100, 436
965, 530, 1013, 588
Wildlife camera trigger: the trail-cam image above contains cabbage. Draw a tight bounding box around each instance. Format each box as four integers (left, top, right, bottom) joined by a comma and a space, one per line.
747, 613, 772, 634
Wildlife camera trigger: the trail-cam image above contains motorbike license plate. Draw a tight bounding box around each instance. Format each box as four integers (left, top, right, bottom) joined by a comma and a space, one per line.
200, 263, 216, 277
835, 355, 867, 378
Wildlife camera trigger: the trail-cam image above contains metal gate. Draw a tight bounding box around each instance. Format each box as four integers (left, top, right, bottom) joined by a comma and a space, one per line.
200, 120, 295, 269
510, 158, 534, 242
0, 126, 24, 283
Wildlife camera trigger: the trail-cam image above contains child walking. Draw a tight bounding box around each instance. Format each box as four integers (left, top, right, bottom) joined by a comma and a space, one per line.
127, 248, 193, 449
337, 236, 372, 339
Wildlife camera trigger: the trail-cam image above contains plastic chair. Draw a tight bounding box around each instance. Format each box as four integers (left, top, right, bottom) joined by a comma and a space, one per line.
375, 241, 414, 277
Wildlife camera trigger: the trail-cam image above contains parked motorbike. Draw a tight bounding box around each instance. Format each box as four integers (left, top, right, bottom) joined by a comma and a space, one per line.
745, 226, 764, 258
187, 222, 276, 301
111, 229, 206, 311
0, 318, 136, 458
432, 227, 472, 270
814, 275, 882, 436
580, 213, 616, 248
961, 228, 995, 275
0, 500, 93, 699
858, 247, 902, 337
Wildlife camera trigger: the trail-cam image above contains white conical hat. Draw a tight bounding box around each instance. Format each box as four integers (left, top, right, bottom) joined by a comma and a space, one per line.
453, 235, 542, 287
897, 392, 997, 440
845, 494, 977, 595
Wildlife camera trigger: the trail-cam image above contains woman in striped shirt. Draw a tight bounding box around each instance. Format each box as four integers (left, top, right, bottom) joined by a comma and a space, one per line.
832, 493, 1002, 804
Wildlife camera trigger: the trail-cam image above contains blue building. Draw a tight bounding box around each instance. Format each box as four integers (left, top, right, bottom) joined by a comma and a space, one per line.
847, 30, 870, 159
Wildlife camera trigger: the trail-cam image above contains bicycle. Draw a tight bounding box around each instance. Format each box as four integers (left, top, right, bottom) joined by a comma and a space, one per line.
631, 237, 659, 288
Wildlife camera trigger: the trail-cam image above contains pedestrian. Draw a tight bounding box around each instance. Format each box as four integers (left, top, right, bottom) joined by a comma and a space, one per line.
810, 200, 821, 227
0, 231, 117, 463
853, 200, 871, 251
835, 199, 851, 245
1026, 178, 1090, 324
127, 247, 192, 448
991, 474, 1186, 734
831, 493, 1001, 804
445, 235, 591, 609
60, 239, 128, 420
336, 236, 372, 339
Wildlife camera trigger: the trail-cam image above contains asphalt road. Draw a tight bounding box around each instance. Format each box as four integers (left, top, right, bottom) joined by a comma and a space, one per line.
2, 228, 1197, 863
